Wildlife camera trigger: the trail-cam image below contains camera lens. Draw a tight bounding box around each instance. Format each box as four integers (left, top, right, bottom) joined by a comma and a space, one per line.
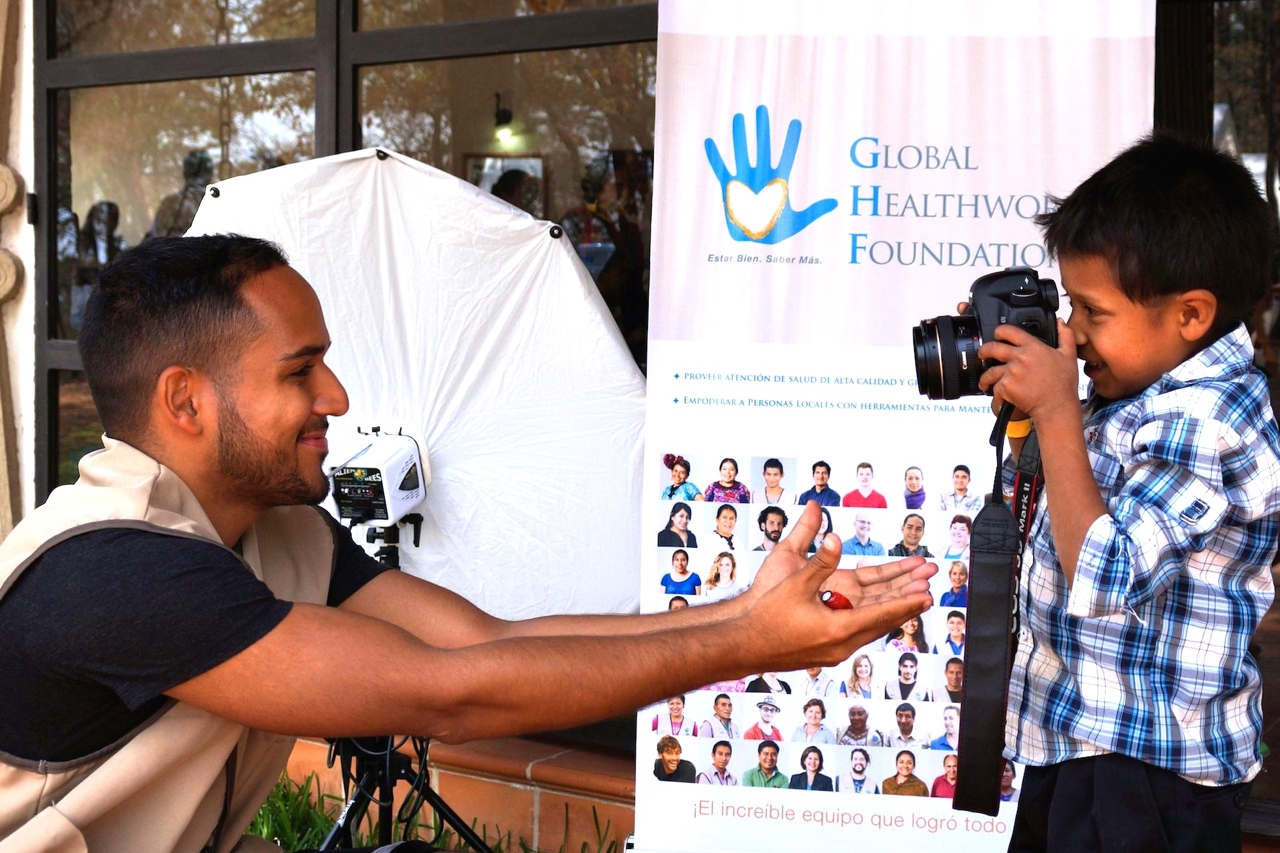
912, 315, 983, 400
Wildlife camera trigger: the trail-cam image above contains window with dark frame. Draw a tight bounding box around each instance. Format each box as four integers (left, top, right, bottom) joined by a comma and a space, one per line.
33, 0, 658, 498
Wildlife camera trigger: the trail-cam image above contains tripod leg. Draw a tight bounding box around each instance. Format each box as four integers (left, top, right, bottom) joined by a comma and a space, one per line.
419, 785, 495, 853
319, 766, 378, 850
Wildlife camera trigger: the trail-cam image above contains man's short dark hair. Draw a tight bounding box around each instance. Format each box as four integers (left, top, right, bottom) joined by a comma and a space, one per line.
712, 740, 732, 755
851, 748, 870, 763
952, 464, 970, 476
857, 461, 873, 473
758, 506, 788, 528
78, 234, 287, 442
714, 693, 731, 704
763, 457, 783, 473
758, 739, 779, 754
946, 657, 964, 672
1035, 134, 1272, 334
897, 652, 918, 668
812, 460, 830, 474
896, 702, 915, 716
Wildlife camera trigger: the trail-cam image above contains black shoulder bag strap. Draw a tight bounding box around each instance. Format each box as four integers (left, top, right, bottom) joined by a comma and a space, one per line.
953, 409, 1043, 816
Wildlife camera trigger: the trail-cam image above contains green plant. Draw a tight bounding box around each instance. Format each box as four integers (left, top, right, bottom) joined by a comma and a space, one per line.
245, 773, 396, 850
563, 803, 619, 853
425, 810, 513, 853
246, 772, 344, 851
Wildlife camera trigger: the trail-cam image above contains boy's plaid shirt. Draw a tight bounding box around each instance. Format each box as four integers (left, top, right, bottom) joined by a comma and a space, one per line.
1006, 325, 1280, 784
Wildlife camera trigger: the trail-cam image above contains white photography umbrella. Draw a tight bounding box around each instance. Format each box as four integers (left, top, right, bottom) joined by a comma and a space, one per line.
188, 149, 645, 619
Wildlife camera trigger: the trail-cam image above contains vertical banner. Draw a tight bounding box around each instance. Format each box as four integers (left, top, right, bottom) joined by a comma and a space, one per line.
636, 1, 1154, 851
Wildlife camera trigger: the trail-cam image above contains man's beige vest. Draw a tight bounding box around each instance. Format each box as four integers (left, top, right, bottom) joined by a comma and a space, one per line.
0, 438, 337, 853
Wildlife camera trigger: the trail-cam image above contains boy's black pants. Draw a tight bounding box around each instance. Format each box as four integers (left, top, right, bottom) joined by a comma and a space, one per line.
1008, 753, 1251, 853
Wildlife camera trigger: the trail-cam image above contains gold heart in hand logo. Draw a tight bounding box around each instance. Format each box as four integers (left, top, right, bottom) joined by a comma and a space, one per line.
725, 178, 788, 240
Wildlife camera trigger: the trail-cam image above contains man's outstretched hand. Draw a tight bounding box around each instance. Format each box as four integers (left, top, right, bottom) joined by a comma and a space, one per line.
738, 501, 937, 668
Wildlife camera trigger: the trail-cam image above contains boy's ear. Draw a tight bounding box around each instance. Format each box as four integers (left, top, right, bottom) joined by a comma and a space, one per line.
1175, 289, 1218, 343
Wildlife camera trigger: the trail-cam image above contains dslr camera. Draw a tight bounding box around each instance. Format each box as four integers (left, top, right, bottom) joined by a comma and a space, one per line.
912, 267, 1059, 400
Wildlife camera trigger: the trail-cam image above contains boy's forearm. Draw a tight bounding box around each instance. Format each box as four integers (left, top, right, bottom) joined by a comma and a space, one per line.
1033, 405, 1108, 587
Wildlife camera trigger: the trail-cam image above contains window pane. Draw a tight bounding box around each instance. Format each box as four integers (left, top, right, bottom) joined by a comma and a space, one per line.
360, 44, 655, 366
56, 371, 102, 487
55, 0, 315, 57
54, 72, 314, 339
360, 0, 651, 30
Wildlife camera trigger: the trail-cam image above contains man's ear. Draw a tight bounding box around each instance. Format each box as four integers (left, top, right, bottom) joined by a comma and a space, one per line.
1176, 289, 1218, 342
155, 365, 212, 436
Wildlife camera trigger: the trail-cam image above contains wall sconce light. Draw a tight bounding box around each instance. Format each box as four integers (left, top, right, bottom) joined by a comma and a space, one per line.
495, 92, 514, 143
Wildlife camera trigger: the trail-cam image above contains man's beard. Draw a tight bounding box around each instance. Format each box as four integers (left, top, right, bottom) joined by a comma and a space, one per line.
216, 395, 330, 506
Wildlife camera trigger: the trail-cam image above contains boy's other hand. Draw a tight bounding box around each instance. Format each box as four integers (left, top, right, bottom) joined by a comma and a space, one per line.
977, 319, 1078, 420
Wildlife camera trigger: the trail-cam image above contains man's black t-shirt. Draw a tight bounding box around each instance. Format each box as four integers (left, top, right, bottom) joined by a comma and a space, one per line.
0, 514, 390, 761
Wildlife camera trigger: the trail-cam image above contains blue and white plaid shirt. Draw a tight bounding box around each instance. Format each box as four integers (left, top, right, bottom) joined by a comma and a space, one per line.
1006, 325, 1280, 785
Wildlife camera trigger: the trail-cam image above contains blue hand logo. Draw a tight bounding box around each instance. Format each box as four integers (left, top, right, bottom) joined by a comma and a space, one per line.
704, 105, 836, 244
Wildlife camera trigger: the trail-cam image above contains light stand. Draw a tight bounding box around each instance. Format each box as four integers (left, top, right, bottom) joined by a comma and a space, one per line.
319, 427, 493, 851
319, 517, 494, 852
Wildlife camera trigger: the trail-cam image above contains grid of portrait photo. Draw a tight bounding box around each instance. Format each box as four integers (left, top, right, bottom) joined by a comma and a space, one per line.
646, 449, 1021, 801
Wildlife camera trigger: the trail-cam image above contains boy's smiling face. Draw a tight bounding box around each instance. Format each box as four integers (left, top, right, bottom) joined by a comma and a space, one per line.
1060, 253, 1213, 401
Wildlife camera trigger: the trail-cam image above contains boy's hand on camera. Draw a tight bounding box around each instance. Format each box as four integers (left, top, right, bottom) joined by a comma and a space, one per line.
977, 319, 1078, 420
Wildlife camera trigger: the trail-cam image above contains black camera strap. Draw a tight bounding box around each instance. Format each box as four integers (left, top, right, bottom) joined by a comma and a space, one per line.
953, 414, 1043, 816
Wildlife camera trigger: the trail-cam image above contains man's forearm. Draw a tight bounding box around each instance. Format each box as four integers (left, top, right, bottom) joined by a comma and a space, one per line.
498, 585, 753, 640
170, 553, 932, 744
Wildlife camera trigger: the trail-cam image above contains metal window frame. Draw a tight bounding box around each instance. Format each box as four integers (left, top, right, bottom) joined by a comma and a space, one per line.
31, 0, 658, 500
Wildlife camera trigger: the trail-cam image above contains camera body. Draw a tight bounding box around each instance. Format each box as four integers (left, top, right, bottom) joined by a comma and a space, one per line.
913, 267, 1059, 400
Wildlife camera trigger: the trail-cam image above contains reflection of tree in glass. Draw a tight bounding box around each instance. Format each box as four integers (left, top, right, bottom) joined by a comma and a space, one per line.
55, 0, 313, 57
53, 69, 313, 339
1213, 2, 1280, 226
523, 45, 656, 219
65, 73, 314, 247
359, 44, 654, 226
360, 0, 648, 30
358, 43, 654, 367
361, 64, 454, 170
1214, 2, 1268, 153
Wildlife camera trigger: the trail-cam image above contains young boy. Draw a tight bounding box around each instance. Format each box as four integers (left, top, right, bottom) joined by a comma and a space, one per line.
977, 135, 1280, 852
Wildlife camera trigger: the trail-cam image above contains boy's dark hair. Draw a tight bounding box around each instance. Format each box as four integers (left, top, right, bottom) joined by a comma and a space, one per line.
78, 234, 288, 443
1035, 134, 1272, 334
